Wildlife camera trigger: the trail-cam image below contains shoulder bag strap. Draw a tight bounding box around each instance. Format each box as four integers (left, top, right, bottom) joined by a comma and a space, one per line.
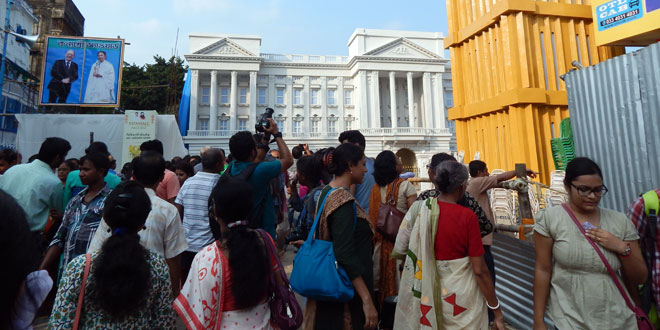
215, 241, 226, 330
561, 203, 636, 311
306, 187, 340, 242
72, 254, 92, 330
386, 179, 400, 205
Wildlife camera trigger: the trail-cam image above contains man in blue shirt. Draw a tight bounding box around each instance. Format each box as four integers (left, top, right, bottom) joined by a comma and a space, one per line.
227, 120, 293, 238
338, 130, 375, 213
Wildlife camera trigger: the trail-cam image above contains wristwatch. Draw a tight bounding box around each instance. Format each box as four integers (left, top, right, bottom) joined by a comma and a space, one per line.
621, 243, 632, 256
272, 132, 283, 140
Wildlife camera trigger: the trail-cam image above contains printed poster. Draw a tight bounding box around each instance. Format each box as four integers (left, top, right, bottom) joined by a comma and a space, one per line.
39, 36, 124, 107
596, 0, 644, 31
121, 110, 156, 167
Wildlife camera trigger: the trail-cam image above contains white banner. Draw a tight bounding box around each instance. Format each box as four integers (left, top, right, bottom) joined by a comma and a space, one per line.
122, 110, 157, 165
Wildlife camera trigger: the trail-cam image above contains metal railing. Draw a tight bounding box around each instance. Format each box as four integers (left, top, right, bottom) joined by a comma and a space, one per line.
186, 128, 450, 138
261, 53, 349, 64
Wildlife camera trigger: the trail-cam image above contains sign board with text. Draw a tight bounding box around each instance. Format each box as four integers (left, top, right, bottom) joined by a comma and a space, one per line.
39, 36, 125, 107
121, 110, 157, 167
592, 0, 660, 46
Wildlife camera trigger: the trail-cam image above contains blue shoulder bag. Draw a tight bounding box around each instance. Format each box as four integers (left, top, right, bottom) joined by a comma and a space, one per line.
289, 187, 356, 302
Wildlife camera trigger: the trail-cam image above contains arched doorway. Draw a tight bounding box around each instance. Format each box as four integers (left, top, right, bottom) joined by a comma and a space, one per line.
396, 148, 417, 177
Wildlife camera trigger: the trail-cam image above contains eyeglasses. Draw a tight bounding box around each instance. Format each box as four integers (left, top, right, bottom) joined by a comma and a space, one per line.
570, 184, 609, 197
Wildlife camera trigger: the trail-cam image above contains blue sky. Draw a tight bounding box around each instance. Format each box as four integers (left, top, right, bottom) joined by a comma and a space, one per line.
76, 0, 448, 66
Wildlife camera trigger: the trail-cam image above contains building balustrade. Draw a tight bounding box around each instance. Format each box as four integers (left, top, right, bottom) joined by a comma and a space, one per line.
186, 127, 449, 139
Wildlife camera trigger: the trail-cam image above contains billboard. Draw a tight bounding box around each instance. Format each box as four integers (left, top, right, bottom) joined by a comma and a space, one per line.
39, 36, 124, 107
592, 0, 660, 46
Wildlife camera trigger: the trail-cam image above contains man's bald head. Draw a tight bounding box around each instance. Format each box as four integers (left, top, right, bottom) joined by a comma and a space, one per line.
201, 148, 225, 172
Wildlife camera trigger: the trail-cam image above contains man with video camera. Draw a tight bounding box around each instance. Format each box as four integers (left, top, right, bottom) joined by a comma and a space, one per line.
226, 114, 293, 239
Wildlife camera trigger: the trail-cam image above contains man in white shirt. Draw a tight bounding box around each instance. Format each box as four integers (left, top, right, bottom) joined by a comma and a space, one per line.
175, 148, 225, 281
88, 151, 188, 296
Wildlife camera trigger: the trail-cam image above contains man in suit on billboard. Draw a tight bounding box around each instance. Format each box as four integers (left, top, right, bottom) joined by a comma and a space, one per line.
47, 49, 79, 103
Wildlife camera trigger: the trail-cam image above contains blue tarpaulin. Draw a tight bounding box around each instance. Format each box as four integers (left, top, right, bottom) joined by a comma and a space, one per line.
177, 69, 191, 136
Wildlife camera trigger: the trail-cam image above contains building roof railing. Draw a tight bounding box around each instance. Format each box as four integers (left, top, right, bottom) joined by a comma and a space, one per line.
261, 53, 349, 64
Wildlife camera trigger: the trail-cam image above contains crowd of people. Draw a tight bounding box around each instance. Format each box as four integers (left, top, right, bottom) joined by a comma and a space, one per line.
0, 118, 655, 330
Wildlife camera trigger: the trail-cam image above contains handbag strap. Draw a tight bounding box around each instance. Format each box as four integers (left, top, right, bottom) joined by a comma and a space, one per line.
215, 241, 227, 330
72, 253, 91, 330
386, 179, 403, 205
306, 187, 340, 242
561, 203, 636, 311
256, 229, 289, 285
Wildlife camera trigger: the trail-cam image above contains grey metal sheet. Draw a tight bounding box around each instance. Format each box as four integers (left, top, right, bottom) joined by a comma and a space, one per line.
564, 42, 660, 212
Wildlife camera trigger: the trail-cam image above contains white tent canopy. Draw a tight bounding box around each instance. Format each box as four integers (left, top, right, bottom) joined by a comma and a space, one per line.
16, 113, 188, 167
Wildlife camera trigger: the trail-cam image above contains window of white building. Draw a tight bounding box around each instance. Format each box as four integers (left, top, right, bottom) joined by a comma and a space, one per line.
345, 120, 353, 130
276, 119, 285, 133
239, 88, 247, 104
445, 91, 454, 108
201, 87, 210, 104
294, 89, 302, 105
328, 120, 336, 133
311, 89, 319, 105
239, 119, 247, 131
311, 120, 319, 133
293, 121, 301, 134
258, 88, 267, 104
327, 89, 336, 105
276, 88, 285, 105
344, 89, 352, 105
219, 119, 228, 131
199, 119, 209, 131
220, 88, 229, 103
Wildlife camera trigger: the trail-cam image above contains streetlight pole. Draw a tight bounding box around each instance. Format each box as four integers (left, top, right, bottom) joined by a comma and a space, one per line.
0, 0, 12, 98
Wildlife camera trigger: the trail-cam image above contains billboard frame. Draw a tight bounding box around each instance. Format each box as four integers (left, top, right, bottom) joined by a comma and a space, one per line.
38, 36, 125, 107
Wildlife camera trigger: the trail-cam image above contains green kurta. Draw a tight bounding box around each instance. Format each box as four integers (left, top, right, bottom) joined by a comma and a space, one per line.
314, 185, 374, 330
534, 205, 639, 330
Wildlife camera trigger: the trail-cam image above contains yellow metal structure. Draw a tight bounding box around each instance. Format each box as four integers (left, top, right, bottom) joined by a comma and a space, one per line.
446, 0, 625, 184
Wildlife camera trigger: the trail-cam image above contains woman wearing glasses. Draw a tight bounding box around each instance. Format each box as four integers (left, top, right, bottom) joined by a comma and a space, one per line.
532, 157, 647, 330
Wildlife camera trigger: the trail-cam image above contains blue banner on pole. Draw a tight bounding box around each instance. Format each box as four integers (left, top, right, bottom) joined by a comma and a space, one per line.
177, 69, 191, 136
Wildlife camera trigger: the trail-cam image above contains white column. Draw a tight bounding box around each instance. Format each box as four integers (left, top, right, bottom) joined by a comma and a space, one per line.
338, 76, 345, 133
188, 69, 199, 131
422, 72, 433, 129
358, 71, 369, 129
286, 76, 293, 133
389, 71, 397, 128
303, 76, 310, 133
370, 71, 380, 127
209, 70, 218, 131
433, 73, 446, 129
320, 76, 327, 135
229, 71, 238, 131
268, 75, 275, 106
249, 72, 257, 125
407, 72, 415, 127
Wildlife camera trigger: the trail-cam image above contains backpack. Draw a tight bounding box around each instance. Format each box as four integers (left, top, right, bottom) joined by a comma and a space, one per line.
219, 162, 264, 230
639, 190, 660, 326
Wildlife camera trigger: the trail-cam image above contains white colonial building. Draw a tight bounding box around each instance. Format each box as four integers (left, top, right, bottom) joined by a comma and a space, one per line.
182, 28, 454, 175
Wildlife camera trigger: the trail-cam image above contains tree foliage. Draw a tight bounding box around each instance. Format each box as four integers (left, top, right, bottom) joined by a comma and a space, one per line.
120, 55, 188, 114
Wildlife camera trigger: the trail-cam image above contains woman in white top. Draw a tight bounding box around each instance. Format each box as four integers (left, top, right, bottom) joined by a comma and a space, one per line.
84, 51, 115, 103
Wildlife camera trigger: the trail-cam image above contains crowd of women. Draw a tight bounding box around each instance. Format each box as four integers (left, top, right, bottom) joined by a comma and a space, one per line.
2, 130, 650, 330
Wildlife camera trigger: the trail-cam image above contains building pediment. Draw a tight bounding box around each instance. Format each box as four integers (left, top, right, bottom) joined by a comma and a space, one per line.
363, 38, 441, 59
193, 38, 257, 57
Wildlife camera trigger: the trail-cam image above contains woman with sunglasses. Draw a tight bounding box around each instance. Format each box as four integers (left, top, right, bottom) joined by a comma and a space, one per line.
532, 157, 647, 330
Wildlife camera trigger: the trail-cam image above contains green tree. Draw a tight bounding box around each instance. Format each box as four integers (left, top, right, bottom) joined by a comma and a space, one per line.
120, 55, 188, 114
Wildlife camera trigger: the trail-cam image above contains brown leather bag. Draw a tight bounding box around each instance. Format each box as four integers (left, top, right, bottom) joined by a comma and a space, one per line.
376, 179, 405, 242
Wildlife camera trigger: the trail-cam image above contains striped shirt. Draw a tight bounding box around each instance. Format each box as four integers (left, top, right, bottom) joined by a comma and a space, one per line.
175, 171, 220, 252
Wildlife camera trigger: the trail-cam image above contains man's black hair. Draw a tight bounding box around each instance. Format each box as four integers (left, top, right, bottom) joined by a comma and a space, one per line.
292, 145, 303, 159
132, 151, 166, 187
338, 130, 366, 151
0, 149, 17, 162
229, 131, 256, 162
80, 152, 110, 177
139, 140, 164, 156
37, 137, 71, 166
85, 141, 109, 156
468, 160, 487, 177
430, 153, 457, 171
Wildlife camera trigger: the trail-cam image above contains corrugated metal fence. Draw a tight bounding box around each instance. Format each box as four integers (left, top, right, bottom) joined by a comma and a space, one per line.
564, 42, 660, 212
